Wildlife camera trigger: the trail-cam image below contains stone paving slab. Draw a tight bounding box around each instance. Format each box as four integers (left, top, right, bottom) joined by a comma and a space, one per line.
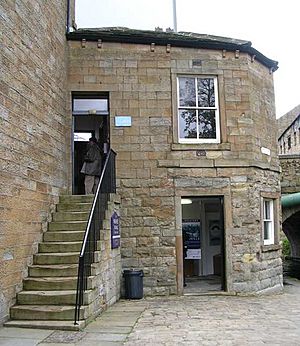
125, 278, 300, 345
1, 279, 300, 345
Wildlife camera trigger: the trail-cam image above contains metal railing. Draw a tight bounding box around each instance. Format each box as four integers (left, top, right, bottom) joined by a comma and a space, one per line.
74, 149, 116, 325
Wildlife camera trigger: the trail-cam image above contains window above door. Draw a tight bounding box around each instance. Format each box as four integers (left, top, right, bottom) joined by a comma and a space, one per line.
72, 93, 109, 115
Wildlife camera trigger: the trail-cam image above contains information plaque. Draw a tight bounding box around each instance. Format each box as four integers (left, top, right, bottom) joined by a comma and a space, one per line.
111, 211, 120, 249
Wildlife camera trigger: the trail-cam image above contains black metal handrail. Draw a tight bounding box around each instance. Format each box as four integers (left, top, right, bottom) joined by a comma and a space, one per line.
74, 149, 116, 324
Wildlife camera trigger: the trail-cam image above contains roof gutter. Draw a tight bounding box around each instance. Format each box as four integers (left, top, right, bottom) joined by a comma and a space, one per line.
281, 192, 300, 208
66, 30, 278, 71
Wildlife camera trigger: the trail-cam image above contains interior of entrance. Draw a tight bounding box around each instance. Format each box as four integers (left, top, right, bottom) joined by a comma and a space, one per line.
73, 114, 109, 194
182, 196, 224, 294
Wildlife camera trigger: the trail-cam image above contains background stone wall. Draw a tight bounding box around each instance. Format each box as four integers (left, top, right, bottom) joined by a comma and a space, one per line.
90, 195, 122, 318
280, 155, 300, 194
0, 1, 71, 323
68, 39, 281, 295
277, 104, 300, 138
278, 116, 300, 155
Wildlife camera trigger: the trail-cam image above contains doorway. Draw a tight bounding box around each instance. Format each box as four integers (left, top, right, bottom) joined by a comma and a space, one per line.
72, 93, 110, 194
181, 196, 225, 293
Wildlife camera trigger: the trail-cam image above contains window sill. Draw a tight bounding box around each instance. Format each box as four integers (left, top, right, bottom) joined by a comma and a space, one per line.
172, 143, 231, 151
261, 243, 281, 252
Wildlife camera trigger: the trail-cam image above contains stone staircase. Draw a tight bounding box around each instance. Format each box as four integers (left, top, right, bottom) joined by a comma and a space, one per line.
5, 194, 113, 331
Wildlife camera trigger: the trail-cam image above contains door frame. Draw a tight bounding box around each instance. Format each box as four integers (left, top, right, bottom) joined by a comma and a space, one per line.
177, 195, 226, 293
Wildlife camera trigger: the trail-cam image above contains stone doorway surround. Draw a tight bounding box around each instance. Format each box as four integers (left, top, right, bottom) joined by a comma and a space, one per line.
175, 191, 232, 295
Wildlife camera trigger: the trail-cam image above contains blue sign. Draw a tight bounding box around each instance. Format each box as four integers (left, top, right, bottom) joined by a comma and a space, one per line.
111, 211, 120, 249
115, 116, 132, 127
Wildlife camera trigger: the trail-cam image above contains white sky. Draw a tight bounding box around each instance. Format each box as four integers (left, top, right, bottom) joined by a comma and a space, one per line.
76, 0, 299, 118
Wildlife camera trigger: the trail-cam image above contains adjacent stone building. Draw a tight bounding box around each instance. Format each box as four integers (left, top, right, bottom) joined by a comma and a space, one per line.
0, 0, 71, 324
277, 105, 300, 155
0, 0, 283, 326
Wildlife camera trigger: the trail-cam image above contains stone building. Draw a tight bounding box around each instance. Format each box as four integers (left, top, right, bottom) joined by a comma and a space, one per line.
1, 0, 283, 327
277, 105, 300, 155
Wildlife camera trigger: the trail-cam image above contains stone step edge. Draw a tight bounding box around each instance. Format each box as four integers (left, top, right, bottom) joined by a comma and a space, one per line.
17, 289, 83, 295
29, 264, 78, 269
4, 319, 85, 331
23, 276, 84, 281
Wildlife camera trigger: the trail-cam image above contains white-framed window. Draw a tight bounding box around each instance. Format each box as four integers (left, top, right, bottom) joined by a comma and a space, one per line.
72, 94, 109, 115
263, 199, 274, 245
177, 76, 220, 143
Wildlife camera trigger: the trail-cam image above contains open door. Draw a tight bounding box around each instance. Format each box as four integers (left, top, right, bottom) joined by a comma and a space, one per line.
181, 196, 225, 293
72, 93, 109, 194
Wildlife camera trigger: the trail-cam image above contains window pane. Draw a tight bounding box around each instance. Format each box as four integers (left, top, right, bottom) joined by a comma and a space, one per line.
264, 200, 270, 219
197, 78, 215, 107
264, 221, 270, 240
179, 110, 197, 139
74, 132, 92, 142
73, 99, 108, 113
179, 78, 196, 107
198, 110, 216, 139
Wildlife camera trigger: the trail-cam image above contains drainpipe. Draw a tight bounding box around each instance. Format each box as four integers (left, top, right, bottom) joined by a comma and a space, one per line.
66, 0, 70, 34
281, 192, 300, 208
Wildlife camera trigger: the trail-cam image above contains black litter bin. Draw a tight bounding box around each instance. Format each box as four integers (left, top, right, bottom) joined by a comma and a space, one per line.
123, 269, 144, 299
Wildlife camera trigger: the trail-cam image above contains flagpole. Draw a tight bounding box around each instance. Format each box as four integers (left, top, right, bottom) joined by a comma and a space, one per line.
173, 0, 178, 32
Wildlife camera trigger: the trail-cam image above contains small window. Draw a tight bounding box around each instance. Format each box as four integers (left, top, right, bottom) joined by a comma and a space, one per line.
287, 136, 291, 150
74, 132, 93, 142
283, 142, 286, 154
263, 199, 274, 245
177, 76, 220, 143
280, 145, 282, 154
72, 95, 109, 115
294, 132, 297, 146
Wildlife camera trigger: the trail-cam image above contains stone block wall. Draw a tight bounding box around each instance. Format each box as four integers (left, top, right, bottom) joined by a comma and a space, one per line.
277, 104, 300, 139
0, 1, 71, 323
68, 39, 282, 295
280, 155, 300, 194
278, 115, 300, 155
89, 195, 121, 319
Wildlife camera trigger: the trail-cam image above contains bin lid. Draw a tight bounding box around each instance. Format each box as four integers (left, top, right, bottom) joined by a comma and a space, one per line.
123, 269, 144, 276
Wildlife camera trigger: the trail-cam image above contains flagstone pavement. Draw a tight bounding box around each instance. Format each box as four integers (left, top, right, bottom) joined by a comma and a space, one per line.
1, 277, 300, 346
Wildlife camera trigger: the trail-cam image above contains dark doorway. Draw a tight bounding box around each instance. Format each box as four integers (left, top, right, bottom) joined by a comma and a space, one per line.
72, 93, 109, 194
181, 196, 225, 293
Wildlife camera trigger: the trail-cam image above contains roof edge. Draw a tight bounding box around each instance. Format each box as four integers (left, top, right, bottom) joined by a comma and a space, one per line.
66, 28, 278, 71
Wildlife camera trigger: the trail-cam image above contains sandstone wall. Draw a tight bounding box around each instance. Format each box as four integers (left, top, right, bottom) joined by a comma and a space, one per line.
277, 104, 300, 138
0, 1, 70, 323
280, 155, 300, 194
278, 115, 300, 155
89, 196, 122, 319
68, 40, 282, 295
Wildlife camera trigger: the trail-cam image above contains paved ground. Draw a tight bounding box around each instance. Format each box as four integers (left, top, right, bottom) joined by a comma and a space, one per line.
1, 278, 300, 345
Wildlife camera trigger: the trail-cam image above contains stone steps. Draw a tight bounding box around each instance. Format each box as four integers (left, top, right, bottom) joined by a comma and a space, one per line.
4, 319, 85, 331
43, 231, 85, 242
23, 276, 95, 291
29, 264, 78, 277
53, 211, 90, 222
48, 221, 87, 232
39, 241, 82, 253
17, 290, 93, 305
57, 202, 92, 212
6, 193, 117, 329
10, 305, 87, 321
33, 252, 80, 265
7, 195, 94, 326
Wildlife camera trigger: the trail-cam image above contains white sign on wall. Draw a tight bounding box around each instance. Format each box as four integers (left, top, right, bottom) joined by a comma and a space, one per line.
115, 116, 132, 127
